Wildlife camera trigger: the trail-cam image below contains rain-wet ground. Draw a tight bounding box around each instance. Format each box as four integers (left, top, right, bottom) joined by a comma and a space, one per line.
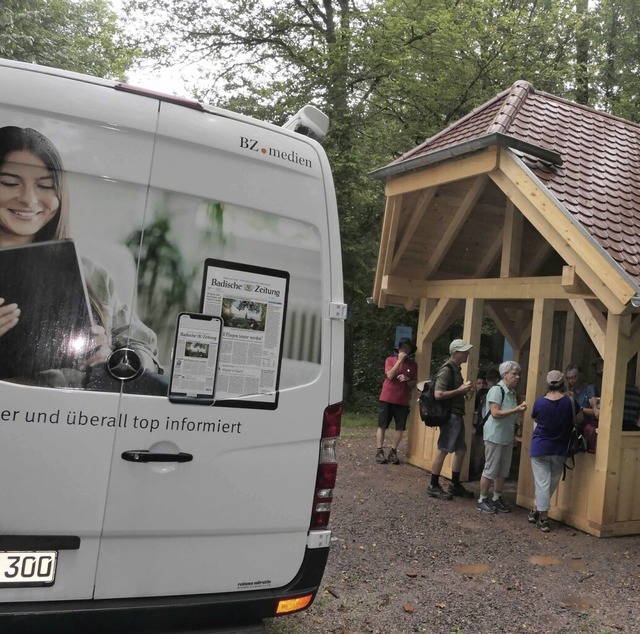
266, 427, 640, 634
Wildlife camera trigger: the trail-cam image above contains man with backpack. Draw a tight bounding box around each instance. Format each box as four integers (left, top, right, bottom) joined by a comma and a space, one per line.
428, 339, 475, 500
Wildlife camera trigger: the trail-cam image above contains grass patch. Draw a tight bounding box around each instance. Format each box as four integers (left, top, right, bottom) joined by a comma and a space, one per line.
341, 410, 376, 428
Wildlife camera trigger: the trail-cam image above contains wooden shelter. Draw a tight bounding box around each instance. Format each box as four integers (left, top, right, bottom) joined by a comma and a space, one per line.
371, 81, 640, 537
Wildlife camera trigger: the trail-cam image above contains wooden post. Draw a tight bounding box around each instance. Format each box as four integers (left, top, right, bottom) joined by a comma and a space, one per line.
407, 298, 434, 469
517, 298, 555, 509
461, 298, 484, 479
588, 313, 629, 529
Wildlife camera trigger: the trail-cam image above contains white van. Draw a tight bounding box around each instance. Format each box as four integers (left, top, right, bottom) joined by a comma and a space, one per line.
0, 59, 345, 633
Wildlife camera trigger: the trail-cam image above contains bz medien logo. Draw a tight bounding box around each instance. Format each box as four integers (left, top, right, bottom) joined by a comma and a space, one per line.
240, 137, 312, 169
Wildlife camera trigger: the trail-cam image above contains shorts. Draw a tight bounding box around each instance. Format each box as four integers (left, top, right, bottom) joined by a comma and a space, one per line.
482, 440, 513, 479
437, 414, 467, 453
378, 401, 409, 431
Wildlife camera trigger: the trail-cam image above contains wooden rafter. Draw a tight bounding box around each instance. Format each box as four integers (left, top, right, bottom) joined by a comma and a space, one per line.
491, 150, 634, 313
522, 243, 553, 277
421, 175, 488, 279
391, 187, 437, 270
473, 232, 502, 277
569, 298, 606, 357
373, 195, 402, 307
501, 199, 523, 277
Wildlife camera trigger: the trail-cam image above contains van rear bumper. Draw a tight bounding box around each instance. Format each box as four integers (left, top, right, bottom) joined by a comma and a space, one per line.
0, 546, 329, 634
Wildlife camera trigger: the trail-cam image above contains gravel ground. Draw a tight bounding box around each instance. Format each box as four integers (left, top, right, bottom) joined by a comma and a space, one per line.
265, 427, 640, 634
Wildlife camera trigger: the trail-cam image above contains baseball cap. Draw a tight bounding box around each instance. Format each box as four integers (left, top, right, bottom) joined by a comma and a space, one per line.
547, 370, 564, 386
449, 339, 473, 353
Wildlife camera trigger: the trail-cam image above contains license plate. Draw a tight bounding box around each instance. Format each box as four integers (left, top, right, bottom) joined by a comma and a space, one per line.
0, 551, 57, 587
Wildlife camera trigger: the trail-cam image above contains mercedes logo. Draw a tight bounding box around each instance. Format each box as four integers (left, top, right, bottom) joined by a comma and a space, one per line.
106, 348, 144, 381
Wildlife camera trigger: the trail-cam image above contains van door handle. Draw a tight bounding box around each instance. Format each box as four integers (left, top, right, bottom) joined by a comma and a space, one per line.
121, 450, 193, 463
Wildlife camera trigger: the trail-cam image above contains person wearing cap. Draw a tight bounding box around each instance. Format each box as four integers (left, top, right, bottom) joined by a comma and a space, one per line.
427, 339, 475, 500
529, 370, 583, 532
375, 338, 417, 465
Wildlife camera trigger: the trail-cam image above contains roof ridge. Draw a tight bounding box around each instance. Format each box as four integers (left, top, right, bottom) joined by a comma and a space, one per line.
391, 87, 513, 164
487, 80, 534, 133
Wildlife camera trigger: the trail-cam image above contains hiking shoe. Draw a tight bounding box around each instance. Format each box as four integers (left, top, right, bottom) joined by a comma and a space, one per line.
476, 498, 497, 514
528, 510, 540, 524
428, 484, 453, 500
375, 449, 387, 464
448, 483, 474, 498
536, 518, 551, 532
492, 496, 511, 513
387, 448, 400, 465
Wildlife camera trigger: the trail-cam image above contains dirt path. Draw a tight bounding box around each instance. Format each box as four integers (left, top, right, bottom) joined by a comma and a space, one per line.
266, 427, 640, 634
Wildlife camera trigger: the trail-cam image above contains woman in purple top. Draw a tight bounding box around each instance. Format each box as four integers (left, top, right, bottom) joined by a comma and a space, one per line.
529, 370, 583, 532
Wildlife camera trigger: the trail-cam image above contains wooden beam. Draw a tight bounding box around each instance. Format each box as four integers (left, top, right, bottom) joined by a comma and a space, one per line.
377, 195, 403, 308
517, 299, 555, 509
419, 298, 463, 343
515, 314, 533, 349
461, 298, 484, 480
474, 231, 502, 277
382, 274, 598, 301
373, 195, 399, 305
501, 199, 523, 277
384, 147, 499, 197
492, 150, 634, 312
391, 187, 437, 269
485, 304, 520, 350
562, 309, 576, 370
569, 299, 606, 357
522, 243, 553, 277
589, 314, 630, 528
421, 175, 488, 279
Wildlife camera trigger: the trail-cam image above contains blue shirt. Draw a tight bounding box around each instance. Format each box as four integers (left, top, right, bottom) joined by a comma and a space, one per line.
483, 380, 517, 445
530, 395, 578, 457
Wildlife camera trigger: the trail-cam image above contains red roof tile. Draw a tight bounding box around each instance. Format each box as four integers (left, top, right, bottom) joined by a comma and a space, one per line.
386, 81, 640, 291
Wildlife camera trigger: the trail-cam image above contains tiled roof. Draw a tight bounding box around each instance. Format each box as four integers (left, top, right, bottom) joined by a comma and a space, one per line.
388, 81, 640, 287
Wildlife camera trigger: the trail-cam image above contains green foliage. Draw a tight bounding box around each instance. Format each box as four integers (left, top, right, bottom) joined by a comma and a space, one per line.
0, 0, 136, 79
121, 0, 640, 407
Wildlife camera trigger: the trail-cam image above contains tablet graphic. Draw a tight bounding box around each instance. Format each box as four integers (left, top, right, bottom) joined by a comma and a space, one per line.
0, 240, 94, 380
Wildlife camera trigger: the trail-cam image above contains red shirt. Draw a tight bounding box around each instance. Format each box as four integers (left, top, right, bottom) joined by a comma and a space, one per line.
379, 355, 418, 406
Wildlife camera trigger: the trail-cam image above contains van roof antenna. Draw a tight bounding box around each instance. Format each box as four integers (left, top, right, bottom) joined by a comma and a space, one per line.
283, 105, 329, 142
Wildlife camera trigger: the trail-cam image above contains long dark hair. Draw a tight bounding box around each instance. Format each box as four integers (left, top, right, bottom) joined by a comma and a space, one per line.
0, 126, 69, 241
0, 126, 106, 329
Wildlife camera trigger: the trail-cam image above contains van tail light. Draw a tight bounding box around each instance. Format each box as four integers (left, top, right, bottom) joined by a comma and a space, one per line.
310, 403, 341, 530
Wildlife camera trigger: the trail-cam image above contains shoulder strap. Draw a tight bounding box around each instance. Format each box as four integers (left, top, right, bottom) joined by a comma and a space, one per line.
481, 386, 506, 424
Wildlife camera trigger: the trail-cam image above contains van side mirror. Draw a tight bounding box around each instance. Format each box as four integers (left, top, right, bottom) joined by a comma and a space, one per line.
283, 105, 329, 142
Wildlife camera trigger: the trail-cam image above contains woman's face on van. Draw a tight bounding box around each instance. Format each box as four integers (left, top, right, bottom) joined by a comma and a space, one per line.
0, 150, 59, 246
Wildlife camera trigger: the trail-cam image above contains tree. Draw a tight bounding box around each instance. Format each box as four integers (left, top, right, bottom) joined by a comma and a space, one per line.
0, 0, 136, 79
124, 0, 640, 410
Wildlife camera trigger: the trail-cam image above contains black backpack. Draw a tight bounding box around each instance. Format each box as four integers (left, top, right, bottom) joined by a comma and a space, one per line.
472, 386, 505, 435
563, 396, 586, 479
418, 362, 454, 427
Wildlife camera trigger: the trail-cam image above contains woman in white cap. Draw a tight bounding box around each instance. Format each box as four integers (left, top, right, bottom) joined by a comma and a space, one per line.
529, 370, 583, 531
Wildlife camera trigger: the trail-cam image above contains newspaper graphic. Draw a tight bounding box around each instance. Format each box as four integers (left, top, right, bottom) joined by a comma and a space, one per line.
201, 260, 289, 407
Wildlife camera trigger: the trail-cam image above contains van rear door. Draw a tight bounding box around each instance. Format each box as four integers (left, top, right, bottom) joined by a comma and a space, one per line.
0, 65, 158, 601
93, 102, 335, 598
